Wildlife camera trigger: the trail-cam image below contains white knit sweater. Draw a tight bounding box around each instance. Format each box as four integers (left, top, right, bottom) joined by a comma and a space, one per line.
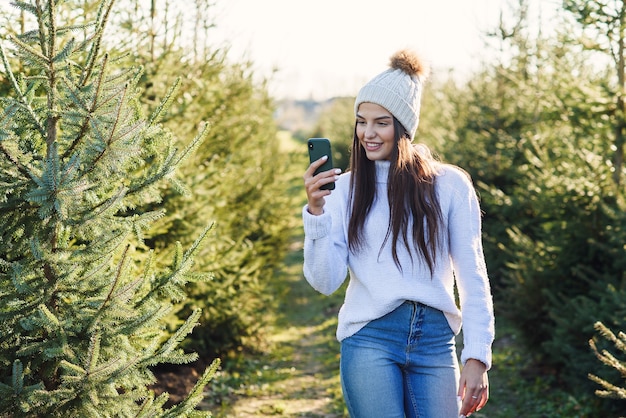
302, 160, 495, 369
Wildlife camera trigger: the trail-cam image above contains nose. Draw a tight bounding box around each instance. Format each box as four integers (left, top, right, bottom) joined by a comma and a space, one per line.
364, 123, 376, 139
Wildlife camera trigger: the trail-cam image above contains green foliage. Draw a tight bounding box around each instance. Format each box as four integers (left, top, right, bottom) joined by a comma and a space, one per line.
0, 1, 216, 415
486, 319, 598, 418
419, 2, 626, 415
107, 16, 298, 358
153, 54, 297, 359
21, 0, 301, 364
504, 134, 626, 403
564, 0, 626, 187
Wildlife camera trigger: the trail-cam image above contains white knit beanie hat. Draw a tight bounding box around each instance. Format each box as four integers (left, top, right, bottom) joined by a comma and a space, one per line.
355, 50, 430, 140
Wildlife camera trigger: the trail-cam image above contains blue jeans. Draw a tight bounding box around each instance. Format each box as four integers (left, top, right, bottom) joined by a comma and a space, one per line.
340, 301, 460, 418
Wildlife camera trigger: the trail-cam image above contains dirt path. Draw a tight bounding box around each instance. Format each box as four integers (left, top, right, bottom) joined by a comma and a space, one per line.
205, 240, 346, 417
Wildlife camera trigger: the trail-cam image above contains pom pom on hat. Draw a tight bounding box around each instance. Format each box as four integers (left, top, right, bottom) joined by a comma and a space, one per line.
390, 49, 430, 80
355, 49, 429, 140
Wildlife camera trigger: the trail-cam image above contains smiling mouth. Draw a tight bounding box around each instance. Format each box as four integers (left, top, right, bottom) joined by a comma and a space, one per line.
365, 142, 382, 151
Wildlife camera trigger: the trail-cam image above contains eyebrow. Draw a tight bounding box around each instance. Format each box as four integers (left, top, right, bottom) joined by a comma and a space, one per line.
356, 114, 393, 121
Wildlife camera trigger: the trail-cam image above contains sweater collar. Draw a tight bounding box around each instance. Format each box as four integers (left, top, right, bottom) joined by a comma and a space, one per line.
375, 160, 390, 184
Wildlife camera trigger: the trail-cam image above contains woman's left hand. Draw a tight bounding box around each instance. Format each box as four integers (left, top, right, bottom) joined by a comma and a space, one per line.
458, 358, 489, 417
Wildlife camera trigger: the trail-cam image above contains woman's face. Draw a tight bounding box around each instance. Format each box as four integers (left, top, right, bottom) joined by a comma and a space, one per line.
355, 102, 395, 161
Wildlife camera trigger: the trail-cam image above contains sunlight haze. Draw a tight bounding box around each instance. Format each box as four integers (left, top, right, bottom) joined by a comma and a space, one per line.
211, 0, 555, 100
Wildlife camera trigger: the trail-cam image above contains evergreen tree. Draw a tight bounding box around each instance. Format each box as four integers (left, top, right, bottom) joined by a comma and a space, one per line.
564, 0, 626, 188
421, 2, 625, 413
0, 1, 217, 415
105, 1, 298, 359
147, 52, 298, 359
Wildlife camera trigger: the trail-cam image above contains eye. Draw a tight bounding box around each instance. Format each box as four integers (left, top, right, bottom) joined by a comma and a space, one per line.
356, 119, 366, 125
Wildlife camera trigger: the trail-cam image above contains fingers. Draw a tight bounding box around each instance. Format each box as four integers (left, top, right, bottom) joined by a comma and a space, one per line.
304, 157, 338, 194
477, 388, 489, 412
303, 156, 341, 215
305, 155, 330, 176
459, 386, 489, 417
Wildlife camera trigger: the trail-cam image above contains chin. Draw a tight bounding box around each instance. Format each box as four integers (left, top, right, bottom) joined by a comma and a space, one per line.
365, 152, 390, 161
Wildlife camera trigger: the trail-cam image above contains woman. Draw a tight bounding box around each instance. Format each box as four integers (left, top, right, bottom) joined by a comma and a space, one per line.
302, 50, 495, 418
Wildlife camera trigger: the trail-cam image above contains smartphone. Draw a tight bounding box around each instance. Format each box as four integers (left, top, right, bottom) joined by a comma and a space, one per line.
307, 137, 335, 190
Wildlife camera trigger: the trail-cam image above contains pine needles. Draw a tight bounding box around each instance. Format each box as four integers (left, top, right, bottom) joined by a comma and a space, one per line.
0, 1, 216, 416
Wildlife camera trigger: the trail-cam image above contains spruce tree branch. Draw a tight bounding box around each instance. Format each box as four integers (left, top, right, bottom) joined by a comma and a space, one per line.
163, 358, 219, 418
91, 83, 129, 168
34, 0, 48, 58
183, 223, 213, 263
51, 37, 74, 64
63, 53, 109, 160
80, 0, 116, 87
70, 186, 127, 226
85, 329, 101, 374
124, 122, 209, 199
135, 225, 211, 309
45, 0, 56, 63
58, 359, 86, 376
154, 309, 201, 359
147, 77, 181, 127
86, 244, 129, 333
0, 42, 46, 137
125, 147, 176, 196
135, 393, 167, 416
589, 323, 626, 400
12, 359, 24, 394
6, 33, 50, 67
0, 141, 30, 179
589, 372, 626, 399
170, 121, 210, 170
38, 303, 69, 349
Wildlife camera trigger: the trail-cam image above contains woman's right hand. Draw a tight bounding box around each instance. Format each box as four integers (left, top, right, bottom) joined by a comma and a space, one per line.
303, 156, 340, 216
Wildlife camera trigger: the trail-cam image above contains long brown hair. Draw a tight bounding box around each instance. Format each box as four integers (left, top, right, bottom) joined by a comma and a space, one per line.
347, 117, 443, 274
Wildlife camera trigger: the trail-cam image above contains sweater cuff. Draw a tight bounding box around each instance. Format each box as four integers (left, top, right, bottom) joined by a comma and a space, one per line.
302, 205, 332, 239
461, 344, 492, 371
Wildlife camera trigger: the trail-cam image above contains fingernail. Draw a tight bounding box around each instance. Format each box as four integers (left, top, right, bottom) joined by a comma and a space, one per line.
322, 155, 328, 160
457, 396, 462, 403
334, 168, 342, 174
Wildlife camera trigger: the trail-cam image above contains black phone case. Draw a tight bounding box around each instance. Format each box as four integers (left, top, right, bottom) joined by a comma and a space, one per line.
307, 138, 335, 190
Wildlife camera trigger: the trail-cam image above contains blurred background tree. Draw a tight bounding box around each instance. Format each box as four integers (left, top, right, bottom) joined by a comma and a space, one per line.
418, 1, 626, 414
109, 0, 298, 361
309, 97, 354, 171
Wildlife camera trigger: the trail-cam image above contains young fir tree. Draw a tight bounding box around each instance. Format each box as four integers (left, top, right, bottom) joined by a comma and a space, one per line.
0, 1, 217, 416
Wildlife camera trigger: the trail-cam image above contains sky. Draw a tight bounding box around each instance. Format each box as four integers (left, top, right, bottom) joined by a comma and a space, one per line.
208, 0, 556, 100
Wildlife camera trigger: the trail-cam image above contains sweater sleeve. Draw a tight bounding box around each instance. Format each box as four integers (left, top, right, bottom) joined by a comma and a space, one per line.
445, 168, 495, 370
302, 178, 350, 295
